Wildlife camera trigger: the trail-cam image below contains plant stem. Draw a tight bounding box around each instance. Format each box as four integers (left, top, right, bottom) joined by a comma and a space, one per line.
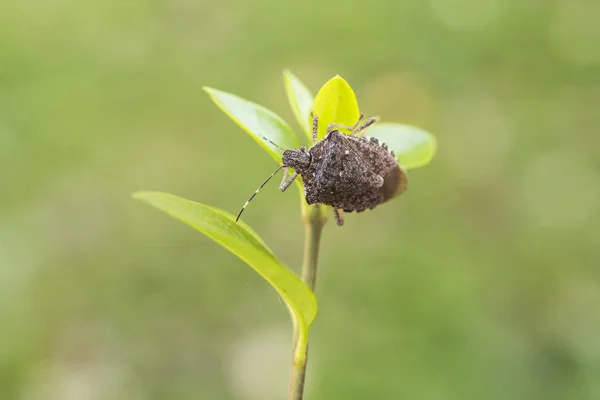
288, 205, 326, 400
301, 206, 325, 291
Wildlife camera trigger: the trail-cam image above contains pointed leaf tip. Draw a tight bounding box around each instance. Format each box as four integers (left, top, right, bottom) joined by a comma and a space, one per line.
134, 191, 318, 333
204, 87, 300, 162
312, 75, 360, 140
367, 123, 437, 169
283, 70, 315, 141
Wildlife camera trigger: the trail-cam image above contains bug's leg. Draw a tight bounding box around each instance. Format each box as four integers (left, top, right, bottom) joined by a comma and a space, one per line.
326, 113, 365, 134
312, 115, 319, 145
279, 167, 288, 187
280, 170, 299, 192
333, 208, 345, 226
352, 116, 379, 137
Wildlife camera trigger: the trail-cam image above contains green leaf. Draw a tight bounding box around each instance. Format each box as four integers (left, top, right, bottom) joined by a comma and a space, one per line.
283, 70, 314, 143
133, 191, 318, 335
312, 75, 361, 140
204, 87, 300, 162
367, 123, 437, 169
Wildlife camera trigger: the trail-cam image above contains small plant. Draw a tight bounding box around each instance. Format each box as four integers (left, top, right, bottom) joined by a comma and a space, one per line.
134, 71, 436, 400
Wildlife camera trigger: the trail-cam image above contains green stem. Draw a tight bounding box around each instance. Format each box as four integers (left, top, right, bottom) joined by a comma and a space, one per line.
300, 206, 325, 291
288, 205, 326, 400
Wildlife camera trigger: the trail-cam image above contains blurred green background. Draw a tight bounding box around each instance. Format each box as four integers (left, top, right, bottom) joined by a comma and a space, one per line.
2, 0, 600, 399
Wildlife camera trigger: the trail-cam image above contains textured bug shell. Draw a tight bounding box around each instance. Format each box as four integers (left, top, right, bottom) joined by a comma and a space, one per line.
298, 130, 407, 212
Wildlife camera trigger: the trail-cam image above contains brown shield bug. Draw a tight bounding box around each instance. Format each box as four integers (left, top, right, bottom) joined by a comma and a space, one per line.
235, 114, 408, 226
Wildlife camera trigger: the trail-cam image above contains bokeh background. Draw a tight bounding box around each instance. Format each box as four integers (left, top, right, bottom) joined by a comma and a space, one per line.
2, 0, 600, 398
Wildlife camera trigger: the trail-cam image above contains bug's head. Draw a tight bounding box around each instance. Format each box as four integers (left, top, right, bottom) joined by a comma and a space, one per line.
282, 147, 311, 171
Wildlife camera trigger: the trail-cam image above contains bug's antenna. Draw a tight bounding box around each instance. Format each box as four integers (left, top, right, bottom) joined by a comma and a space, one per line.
236, 165, 284, 222
262, 137, 286, 151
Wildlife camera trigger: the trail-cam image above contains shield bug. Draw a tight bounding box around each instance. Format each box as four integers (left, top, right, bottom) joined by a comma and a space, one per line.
235, 114, 408, 226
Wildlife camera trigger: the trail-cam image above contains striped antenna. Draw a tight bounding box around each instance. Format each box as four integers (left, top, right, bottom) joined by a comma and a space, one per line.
236, 165, 284, 222
263, 137, 286, 151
